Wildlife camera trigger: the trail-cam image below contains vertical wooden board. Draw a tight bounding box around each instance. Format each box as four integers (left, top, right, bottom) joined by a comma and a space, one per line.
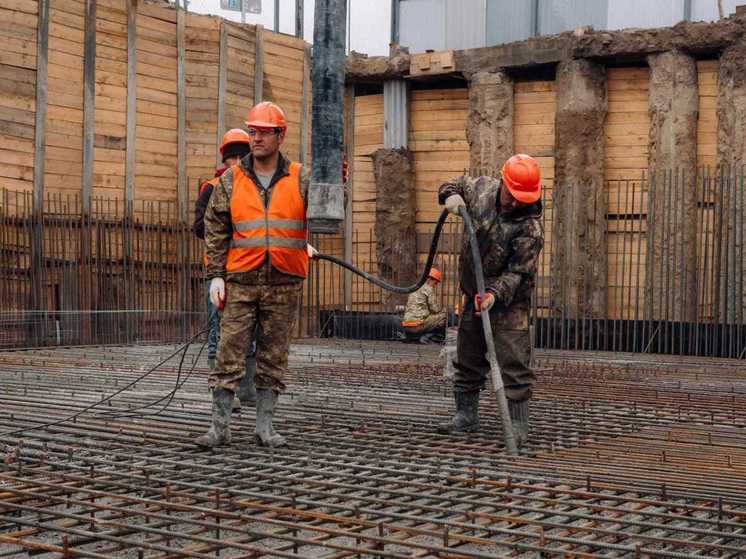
409, 88, 469, 232
262, 31, 306, 161
352, 93, 382, 305
604, 66, 650, 182
0, 65, 37, 193
513, 80, 556, 309
134, 3, 177, 203
604, 67, 651, 319
224, 23, 255, 132
93, 0, 127, 199
697, 59, 717, 171
185, 12, 220, 207
44, 0, 84, 197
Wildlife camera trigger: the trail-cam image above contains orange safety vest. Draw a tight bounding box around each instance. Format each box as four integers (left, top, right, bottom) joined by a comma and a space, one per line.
226, 162, 308, 278
200, 176, 221, 267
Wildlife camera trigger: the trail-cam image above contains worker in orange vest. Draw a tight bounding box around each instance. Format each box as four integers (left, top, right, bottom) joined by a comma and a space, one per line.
197, 102, 319, 448
437, 154, 544, 449
194, 128, 262, 410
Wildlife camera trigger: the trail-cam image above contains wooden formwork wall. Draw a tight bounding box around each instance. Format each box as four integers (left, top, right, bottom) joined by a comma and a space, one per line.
0, 0, 308, 209
514, 80, 556, 315
1, 0, 39, 193
604, 66, 651, 320
410, 88, 469, 312
347, 62, 720, 318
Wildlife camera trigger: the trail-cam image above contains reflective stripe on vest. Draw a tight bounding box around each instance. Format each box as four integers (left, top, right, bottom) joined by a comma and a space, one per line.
226, 162, 308, 278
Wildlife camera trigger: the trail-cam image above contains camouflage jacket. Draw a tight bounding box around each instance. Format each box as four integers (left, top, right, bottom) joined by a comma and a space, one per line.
438, 175, 543, 308
204, 152, 311, 285
403, 283, 441, 322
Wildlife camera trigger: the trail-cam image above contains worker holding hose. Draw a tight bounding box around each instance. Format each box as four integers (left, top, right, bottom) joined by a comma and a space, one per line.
197, 102, 319, 449
437, 154, 543, 448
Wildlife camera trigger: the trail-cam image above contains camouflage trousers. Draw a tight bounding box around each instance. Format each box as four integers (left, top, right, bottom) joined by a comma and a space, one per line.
210, 281, 302, 393
454, 299, 536, 401
402, 311, 447, 335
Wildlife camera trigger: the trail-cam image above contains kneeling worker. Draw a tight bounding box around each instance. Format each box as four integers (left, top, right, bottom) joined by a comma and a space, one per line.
437, 154, 544, 448
401, 268, 447, 338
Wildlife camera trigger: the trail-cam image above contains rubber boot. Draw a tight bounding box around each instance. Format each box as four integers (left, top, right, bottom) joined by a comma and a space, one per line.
254, 388, 286, 447
508, 399, 529, 449
195, 388, 233, 448
437, 390, 480, 434
207, 357, 216, 371
235, 356, 258, 406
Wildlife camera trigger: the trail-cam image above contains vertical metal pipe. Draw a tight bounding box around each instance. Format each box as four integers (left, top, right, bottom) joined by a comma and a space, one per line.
343, 86, 355, 310
274, 0, 280, 32
295, 0, 304, 38
390, 0, 400, 44
530, 0, 540, 36
307, 0, 347, 233
710, 170, 718, 355
694, 170, 703, 356
633, 179, 642, 352
644, 170, 656, 353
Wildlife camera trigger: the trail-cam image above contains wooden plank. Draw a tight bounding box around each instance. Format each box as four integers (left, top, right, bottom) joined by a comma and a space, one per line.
125, 0, 136, 204
82, 0, 95, 212
299, 43, 310, 164
177, 4, 186, 220
253, 24, 263, 103
33, 0, 49, 209
215, 20, 227, 167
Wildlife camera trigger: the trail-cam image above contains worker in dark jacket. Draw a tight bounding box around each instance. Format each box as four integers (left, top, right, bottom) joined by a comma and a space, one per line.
193, 129, 257, 408
437, 154, 544, 449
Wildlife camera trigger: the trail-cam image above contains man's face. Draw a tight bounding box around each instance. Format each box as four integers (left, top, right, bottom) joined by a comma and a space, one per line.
428, 278, 439, 289
248, 127, 285, 158
499, 183, 522, 213
223, 155, 241, 167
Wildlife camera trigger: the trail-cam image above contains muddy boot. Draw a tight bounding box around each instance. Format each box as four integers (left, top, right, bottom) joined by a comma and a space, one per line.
508, 399, 529, 449
207, 357, 216, 371
254, 388, 286, 447
195, 388, 233, 448
437, 390, 479, 434
235, 356, 258, 406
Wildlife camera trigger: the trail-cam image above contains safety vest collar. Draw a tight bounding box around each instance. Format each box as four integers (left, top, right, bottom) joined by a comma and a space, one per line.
238, 152, 292, 194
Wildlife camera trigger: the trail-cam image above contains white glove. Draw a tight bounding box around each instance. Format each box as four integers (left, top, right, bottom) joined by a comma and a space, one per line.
307, 243, 319, 259
209, 277, 225, 309
445, 194, 466, 215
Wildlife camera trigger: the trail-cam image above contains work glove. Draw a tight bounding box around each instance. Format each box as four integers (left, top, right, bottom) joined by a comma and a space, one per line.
209, 277, 226, 310
445, 194, 466, 215
307, 243, 319, 259
474, 292, 495, 316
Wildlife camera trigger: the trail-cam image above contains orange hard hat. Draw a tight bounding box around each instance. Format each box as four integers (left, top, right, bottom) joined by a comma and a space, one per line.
428, 268, 442, 282
501, 154, 541, 204
245, 101, 287, 130
219, 128, 251, 156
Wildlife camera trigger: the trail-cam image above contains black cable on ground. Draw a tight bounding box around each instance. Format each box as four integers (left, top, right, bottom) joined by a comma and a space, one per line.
0, 326, 210, 438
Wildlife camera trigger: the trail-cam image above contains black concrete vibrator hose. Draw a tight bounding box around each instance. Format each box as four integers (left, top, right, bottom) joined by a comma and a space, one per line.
316, 207, 519, 455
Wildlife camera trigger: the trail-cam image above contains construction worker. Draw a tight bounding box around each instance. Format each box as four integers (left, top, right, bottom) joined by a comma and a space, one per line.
401, 268, 447, 341
437, 154, 544, 449
193, 129, 258, 409
198, 101, 318, 448
194, 129, 251, 367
